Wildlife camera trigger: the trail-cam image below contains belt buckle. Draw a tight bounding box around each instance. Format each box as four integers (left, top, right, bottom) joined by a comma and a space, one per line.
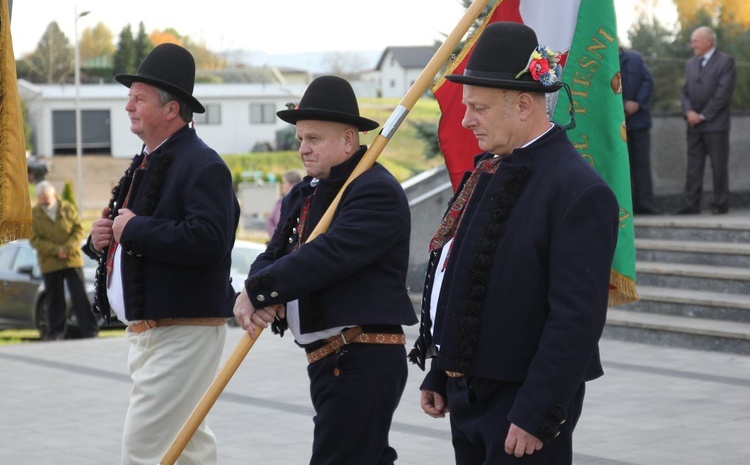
445, 371, 464, 378
339, 332, 349, 346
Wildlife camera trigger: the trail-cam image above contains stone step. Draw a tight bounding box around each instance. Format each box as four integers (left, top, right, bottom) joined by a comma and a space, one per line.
604, 308, 750, 355
634, 214, 750, 243
636, 261, 750, 295
635, 238, 750, 268
621, 285, 750, 322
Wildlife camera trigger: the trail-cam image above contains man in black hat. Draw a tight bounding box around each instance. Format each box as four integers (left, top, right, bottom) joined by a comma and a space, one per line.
233, 75, 417, 464
409, 22, 619, 464
84, 43, 239, 465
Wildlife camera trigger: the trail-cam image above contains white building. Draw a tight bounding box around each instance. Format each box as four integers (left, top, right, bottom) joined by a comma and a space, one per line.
368, 46, 435, 98
18, 80, 305, 158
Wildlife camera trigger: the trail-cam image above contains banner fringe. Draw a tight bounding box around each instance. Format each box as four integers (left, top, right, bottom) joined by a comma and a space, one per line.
609, 270, 638, 307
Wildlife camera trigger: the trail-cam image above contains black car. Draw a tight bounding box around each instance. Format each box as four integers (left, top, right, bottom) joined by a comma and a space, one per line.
0, 239, 123, 339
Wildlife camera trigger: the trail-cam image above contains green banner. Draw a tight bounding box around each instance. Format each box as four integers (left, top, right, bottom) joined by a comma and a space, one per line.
552, 0, 638, 306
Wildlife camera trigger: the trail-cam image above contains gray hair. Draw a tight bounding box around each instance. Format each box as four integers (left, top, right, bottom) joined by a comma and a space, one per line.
283, 170, 302, 185
694, 26, 717, 45
154, 87, 194, 123
35, 180, 55, 196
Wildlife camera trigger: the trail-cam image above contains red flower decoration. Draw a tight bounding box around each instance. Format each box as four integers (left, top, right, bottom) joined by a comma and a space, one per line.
529, 59, 550, 81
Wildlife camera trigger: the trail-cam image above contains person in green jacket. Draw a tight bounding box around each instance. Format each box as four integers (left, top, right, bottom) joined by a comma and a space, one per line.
30, 181, 98, 340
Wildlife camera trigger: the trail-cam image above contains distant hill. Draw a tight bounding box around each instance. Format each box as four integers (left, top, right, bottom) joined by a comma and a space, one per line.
220, 49, 382, 74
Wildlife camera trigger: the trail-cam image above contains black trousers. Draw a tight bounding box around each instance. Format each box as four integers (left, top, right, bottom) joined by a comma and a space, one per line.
684, 128, 730, 209
306, 343, 407, 465
626, 128, 657, 212
42, 267, 98, 339
447, 376, 586, 465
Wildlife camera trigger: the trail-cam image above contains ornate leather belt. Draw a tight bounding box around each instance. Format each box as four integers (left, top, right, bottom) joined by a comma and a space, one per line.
306, 325, 406, 364
127, 317, 227, 334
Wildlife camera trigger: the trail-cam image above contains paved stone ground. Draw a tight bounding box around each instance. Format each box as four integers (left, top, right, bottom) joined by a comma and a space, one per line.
1, 325, 749, 465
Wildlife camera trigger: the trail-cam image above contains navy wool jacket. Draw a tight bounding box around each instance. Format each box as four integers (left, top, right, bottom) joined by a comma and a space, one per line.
245, 146, 417, 334
411, 125, 619, 440
85, 125, 240, 321
619, 48, 654, 131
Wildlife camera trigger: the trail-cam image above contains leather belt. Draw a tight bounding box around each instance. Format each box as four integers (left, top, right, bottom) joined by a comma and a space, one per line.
127, 317, 227, 334
445, 371, 465, 378
306, 325, 406, 364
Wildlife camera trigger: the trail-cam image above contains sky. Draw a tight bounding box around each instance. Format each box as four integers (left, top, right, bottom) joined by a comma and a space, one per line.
8, 0, 677, 58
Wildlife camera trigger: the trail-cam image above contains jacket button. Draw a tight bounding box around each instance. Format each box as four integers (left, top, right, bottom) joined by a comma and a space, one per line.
270, 291, 278, 298
257, 294, 266, 302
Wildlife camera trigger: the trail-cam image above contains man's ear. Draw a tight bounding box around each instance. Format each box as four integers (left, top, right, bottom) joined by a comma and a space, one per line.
517, 92, 536, 121
165, 101, 180, 120
343, 127, 358, 151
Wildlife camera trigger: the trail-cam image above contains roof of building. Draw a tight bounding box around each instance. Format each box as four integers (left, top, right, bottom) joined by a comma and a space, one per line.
17, 80, 304, 102
375, 45, 436, 71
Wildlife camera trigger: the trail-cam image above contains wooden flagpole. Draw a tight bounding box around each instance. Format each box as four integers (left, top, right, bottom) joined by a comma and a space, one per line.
158, 1, 490, 463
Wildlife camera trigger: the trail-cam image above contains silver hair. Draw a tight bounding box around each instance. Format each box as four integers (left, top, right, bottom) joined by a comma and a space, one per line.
35, 180, 55, 195
154, 87, 194, 123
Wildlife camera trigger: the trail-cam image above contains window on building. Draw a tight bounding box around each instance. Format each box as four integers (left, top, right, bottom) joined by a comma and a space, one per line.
250, 103, 277, 124
193, 103, 221, 125
390, 79, 396, 88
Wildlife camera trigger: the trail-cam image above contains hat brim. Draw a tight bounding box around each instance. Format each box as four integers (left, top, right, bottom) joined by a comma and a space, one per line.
276, 109, 379, 132
446, 74, 563, 93
115, 74, 206, 114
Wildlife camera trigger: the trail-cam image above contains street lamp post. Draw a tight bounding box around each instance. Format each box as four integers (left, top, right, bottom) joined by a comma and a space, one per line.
74, 8, 90, 210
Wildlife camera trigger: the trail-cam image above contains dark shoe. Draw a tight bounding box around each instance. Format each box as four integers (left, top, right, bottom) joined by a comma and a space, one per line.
673, 206, 700, 215
711, 206, 729, 215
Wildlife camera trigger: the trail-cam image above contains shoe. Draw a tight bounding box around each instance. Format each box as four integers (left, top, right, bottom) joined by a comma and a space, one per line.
673, 206, 700, 215
711, 206, 729, 215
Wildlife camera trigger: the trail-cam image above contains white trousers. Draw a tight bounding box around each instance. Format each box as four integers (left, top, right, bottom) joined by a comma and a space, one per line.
122, 324, 226, 465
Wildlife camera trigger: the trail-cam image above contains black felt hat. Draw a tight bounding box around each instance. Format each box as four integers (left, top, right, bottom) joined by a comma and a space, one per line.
447, 22, 564, 93
115, 43, 205, 113
276, 75, 379, 131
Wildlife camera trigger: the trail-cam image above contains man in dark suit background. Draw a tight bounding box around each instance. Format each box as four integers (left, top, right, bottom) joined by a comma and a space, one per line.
677, 26, 736, 215
619, 46, 660, 215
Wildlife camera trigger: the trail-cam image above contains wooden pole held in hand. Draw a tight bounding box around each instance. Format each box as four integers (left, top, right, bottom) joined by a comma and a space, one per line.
158, 1, 490, 463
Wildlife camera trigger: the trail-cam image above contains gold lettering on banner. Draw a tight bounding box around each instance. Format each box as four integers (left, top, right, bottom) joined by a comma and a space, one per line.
566, 26, 617, 169
619, 207, 631, 228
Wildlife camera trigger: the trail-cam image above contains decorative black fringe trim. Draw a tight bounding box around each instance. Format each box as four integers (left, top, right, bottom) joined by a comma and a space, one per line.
539, 404, 567, 441
456, 166, 531, 374
89, 155, 141, 320
407, 346, 420, 365
129, 152, 174, 319
271, 317, 288, 336
274, 202, 301, 259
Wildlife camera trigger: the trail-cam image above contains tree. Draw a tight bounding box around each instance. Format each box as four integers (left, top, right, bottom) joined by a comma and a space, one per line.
80, 22, 115, 62
61, 179, 76, 210
627, 14, 687, 113
672, 0, 750, 29
150, 28, 182, 46
410, 121, 442, 159
16, 22, 73, 84
134, 22, 153, 67
113, 24, 137, 75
